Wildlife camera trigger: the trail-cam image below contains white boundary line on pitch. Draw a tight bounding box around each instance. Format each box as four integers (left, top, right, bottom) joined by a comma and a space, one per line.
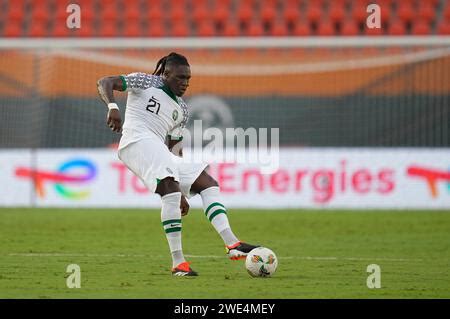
5, 253, 423, 262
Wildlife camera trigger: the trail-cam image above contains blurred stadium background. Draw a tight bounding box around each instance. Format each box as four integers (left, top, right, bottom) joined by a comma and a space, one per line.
0, 0, 449, 149
0, 0, 449, 209
0, 0, 449, 300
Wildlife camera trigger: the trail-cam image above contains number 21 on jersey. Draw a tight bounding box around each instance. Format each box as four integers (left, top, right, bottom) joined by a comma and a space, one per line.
146, 96, 160, 115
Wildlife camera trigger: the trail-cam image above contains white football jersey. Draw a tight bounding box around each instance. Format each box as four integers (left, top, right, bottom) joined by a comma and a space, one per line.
118, 72, 189, 150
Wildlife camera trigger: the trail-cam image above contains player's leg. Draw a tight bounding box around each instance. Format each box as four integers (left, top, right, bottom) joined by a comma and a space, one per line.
190, 170, 259, 260
190, 172, 239, 246
118, 139, 197, 276
156, 177, 198, 276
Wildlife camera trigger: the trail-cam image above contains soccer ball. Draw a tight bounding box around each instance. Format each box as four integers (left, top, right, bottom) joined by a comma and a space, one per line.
245, 247, 278, 277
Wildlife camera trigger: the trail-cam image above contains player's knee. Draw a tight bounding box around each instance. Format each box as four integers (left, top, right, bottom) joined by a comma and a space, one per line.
191, 171, 219, 193
202, 171, 219, 187
161, 191, 182, 207
155, 177, 180, 196
208, 176, 219, 187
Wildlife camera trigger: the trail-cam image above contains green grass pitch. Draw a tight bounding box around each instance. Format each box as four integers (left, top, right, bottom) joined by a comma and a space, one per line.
0, 208, 449, 299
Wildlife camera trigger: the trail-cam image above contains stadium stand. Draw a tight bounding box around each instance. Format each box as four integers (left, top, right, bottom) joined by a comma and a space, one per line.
0, 0, 449, 37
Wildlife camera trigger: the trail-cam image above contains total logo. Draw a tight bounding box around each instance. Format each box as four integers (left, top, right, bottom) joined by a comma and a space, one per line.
407, 165, 450, 198
15, 158, 97, 200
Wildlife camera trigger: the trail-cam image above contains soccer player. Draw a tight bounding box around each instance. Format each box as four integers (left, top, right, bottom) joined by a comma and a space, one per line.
96, 52, 258, 276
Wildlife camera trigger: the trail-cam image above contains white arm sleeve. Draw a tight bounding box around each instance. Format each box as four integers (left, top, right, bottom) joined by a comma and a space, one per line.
119, 72, 164, 92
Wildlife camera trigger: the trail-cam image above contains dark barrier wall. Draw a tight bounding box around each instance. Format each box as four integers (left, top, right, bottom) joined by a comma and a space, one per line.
0, 95, 448, 148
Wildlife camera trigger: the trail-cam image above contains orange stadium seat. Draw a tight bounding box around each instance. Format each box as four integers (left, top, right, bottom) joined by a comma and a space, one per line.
260, 5, 277, 25
444, 5, 450, 21
240, 0, 257, 6
124, 5, 141, 21
0, 0, 445, 37
437, 21, 450, 35
29, 21, 47, 37
123, 22, 142, 37
411, 19, 432, 35
29, 0, 45, 5
82, 5, 96, 22
74, 0, 92, 6
364, 25, 384, 36
52, 23, 71, 37
351, 4, 368, 24
418, 3, 436, 23
317, 20, 336, 36
101, 0, 117, 8
6, 5, 25, 24
328, 3, 346, 24
170, 4, 186, 22
73, 23, 90, 38
388, 20, 407, 35
102, 6, 119, 23
197, 20, 216, 37
193, 5, 209, 24
170, 0, 188, 8
147, 3, 164, 21
147, 21, 165, 37
292, 22, 311, 36
308, 0, 325, 7
397, 2, 415, 23
99, 23, 117, 37
173, 21, 190, 37
191, 0, 209, 7
144, 0, 164, 4
3, 22, 22, 37
54, 6, 69, 23
222, 21, 240, 36
373, 0, 393, 5
420, 0, 439, 5
340, 20, 360, 36
30, 7, 50, 24
282, 4, 300, 25
237, 3, 253, 24
262, 0, 278, 7
381, 5, 391, 23
74, 21, 95, 37
284, 0, 301, 9
213, 3, 230, 26
7, 0, 26, 9
270, 21, 289, 36
306, 3, 322, 24
247, 21, 265, 36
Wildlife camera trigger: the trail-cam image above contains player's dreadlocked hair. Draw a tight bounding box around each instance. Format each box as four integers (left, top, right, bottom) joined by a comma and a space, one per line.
152, 52, 190, 76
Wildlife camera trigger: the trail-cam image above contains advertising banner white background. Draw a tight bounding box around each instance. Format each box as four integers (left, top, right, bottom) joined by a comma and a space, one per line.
0, 148, 449, 209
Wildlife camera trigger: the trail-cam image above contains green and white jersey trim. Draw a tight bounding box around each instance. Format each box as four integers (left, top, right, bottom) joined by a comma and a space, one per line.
120, 72, 163, 91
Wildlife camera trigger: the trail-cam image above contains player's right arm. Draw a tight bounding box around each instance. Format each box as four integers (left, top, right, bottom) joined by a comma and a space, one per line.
96, 76, 125, 133
97, 73, 163, 133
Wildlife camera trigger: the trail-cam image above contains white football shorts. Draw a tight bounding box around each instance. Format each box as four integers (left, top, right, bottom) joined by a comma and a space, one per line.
117, 135, 208, 198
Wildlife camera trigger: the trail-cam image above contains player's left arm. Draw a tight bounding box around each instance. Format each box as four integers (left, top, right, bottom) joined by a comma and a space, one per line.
167, 138, 183, 157
167, 120, 185, 157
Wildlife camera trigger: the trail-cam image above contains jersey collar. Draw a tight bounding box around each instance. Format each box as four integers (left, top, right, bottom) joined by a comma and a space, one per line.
159, 84, 179, 105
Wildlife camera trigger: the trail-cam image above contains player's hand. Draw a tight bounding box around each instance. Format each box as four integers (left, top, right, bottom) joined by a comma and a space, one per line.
180, 195, 190, 216
107, 109, 122, 133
